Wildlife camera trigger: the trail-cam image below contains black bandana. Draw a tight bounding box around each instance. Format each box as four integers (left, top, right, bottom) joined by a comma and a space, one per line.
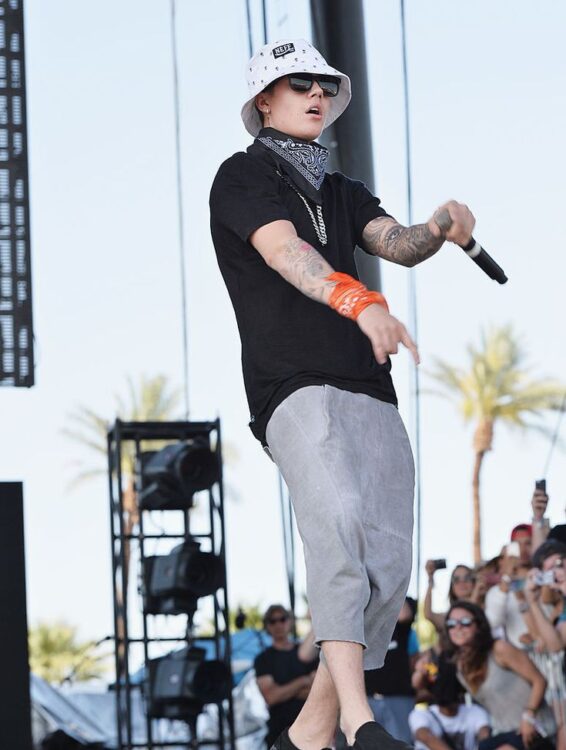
250, 127, 329, 205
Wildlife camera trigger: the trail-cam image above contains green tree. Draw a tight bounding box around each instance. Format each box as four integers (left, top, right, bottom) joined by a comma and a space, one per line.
29, 621, 109, 684
230, 603, 264, 632
428, 326, 566, 564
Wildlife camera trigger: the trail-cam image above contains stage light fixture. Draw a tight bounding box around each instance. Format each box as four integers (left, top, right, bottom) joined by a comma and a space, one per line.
143, 555, 199, 617
139, 437, 218, 511
147, 647, 232, 721
143, 541, 224, 616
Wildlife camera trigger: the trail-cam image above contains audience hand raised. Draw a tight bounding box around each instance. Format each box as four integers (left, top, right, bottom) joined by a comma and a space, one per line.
531, 489, 549, 521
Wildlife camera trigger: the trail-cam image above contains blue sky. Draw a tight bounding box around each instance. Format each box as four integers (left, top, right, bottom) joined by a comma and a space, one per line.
2, 0, 565, 643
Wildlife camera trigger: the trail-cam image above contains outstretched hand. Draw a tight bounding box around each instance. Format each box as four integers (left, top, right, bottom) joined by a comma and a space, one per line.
357, 303, 420, 366
531, 489, 549, 521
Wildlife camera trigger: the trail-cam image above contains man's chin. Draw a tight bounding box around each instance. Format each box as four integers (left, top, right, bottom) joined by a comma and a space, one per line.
294, 125, 325, 142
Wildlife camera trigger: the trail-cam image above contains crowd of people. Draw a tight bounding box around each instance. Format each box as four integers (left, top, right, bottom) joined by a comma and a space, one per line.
253, 486, 566, 750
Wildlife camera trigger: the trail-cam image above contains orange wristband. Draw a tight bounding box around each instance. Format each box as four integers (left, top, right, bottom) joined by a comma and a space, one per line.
326, 272, 389, 320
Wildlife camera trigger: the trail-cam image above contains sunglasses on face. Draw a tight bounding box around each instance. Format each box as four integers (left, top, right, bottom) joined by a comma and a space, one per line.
287, 73, 340, 97
446, 616, 475, 630
267, 615, 289, 625
452, 574, 474, 583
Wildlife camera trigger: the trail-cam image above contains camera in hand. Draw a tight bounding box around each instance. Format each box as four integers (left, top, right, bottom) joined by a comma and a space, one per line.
534, 569, 555, 586
535, 479, 547, 493
509, 578, 525, 593
431, 559, 447, 571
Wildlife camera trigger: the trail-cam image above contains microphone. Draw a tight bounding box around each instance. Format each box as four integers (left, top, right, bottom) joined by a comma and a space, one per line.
460, 237, 508, 285
434, 209, 508, 285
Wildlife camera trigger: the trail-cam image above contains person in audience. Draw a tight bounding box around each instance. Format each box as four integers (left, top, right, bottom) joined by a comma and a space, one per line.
532, 486, 566, 555
524, 540, 566, 750
519, 541, 566, 649
410, 651, 491, 750
525, 539, 566, 750
446, 600, 555, 749
510, 524, 533, 566
254, 604, 319, 748
425, 562, 485, 633
531, 487, 552, 554
524, 540, 566, 650
364, 597, 419, 743
484, 545, 532, 648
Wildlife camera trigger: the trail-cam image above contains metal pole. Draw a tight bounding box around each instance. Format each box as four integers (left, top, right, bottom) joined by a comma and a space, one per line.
399, 0, 423, 600
215, 419, 236, 750
310, 0, 382, 292
108, 430, 123, 748
244, 0, 254, 57
114, 421, 133, 748
134, 436, 154, 749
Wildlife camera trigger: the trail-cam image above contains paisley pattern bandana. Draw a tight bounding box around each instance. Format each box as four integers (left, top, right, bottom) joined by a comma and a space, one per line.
253, 127, 329, 205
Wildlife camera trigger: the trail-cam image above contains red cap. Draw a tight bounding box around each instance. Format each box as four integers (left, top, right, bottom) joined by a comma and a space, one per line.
511, 523, 533, 540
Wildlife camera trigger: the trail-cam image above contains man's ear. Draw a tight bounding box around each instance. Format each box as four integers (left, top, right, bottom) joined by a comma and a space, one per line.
255, 92, 270, 114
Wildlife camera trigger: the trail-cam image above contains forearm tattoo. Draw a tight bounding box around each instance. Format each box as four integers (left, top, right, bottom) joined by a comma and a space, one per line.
278, 236, 335, 303
362, 218, 445, 267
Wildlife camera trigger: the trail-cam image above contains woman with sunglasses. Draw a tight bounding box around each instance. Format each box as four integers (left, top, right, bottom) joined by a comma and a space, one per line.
210, 37, 476, 750
446, 601, 555, 749
424, 562, 485, 634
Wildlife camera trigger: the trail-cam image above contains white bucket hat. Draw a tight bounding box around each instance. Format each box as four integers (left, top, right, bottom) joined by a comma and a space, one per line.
241, 38, 352, 137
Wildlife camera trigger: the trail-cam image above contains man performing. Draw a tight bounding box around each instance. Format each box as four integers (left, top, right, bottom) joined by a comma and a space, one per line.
210, 38, 475, 750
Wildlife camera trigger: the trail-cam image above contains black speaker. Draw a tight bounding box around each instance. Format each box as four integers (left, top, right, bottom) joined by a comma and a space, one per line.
0, 482, 33, 748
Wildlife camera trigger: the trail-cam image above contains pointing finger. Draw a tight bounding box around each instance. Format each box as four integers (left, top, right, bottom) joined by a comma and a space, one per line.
400, 327, 420, 365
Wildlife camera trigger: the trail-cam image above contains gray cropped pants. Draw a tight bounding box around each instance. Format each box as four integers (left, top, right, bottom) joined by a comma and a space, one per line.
265, 385, 415, 670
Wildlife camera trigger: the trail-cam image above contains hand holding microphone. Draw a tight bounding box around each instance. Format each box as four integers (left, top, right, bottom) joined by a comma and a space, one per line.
431, 202, 508, 284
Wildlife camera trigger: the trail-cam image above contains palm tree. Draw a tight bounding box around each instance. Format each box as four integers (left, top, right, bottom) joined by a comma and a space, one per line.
63, 374, 181, 658
428, 326, 566, 564
230, 603, 265, 632
29, 621, 110, 684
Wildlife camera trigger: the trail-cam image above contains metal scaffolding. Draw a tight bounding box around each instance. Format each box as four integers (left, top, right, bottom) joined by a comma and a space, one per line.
0, 0, 34, 387
107, 418, 235, 750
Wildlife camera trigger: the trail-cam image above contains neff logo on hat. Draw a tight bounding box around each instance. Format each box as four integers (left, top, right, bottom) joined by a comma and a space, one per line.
272, 42, 295, 59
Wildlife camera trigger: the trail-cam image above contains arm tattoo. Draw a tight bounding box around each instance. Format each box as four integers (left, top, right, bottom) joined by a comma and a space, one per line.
277, 236, 336, 303
362, 217, 445, 267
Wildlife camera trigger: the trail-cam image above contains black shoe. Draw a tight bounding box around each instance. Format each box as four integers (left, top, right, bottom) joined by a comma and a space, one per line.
270, 729, 333, 750
270, 729, 299, 750
352, 721, 413, 750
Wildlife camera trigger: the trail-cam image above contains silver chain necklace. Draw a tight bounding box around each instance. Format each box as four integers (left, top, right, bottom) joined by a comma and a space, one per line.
276, 170, 327, 246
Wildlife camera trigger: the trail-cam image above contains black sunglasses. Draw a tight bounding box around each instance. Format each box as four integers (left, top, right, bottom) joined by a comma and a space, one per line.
287, 73, 340, 97
446, 616, 475, 629
267, 614, 289, 625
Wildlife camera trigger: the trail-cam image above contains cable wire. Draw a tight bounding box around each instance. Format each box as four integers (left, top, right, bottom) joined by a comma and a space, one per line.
243, 0, 297, 622
400, 0, 423, 598
254, 0, 298, 621
170, 0, 190, 418
543, 394, 566, 477
258, 0, 298, 621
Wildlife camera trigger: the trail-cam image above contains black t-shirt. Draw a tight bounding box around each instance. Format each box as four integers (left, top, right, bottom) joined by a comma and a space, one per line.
364, 621, 415, 697
209, 145, 397, 444
254, 644, 318, 745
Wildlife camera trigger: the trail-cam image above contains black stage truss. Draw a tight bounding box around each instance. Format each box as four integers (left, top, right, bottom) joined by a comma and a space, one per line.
107, 419, 235, 750
0, 0, 34, 387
